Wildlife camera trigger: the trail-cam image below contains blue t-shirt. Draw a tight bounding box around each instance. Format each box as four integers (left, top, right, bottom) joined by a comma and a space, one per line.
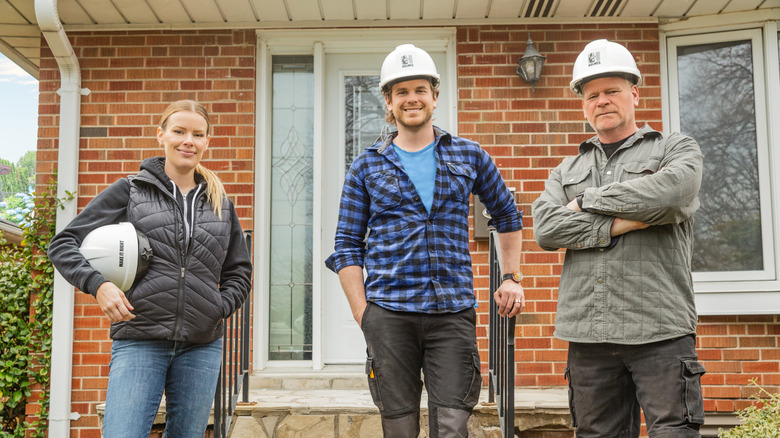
394, 141, 436, 212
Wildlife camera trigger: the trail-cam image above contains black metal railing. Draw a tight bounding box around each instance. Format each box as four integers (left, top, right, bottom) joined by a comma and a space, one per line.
213, 230, 253, 438
487, 230, 516, 437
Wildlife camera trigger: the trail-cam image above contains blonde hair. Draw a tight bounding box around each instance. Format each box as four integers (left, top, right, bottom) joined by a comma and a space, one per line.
159, 100, 226, 219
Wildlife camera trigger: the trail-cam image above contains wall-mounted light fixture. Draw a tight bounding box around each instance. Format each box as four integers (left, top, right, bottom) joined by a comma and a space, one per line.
516, 34, 546, 92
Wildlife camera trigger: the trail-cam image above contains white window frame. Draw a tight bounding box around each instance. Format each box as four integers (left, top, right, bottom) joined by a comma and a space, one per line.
667, 29, 773, 283
661, 14, 780, 315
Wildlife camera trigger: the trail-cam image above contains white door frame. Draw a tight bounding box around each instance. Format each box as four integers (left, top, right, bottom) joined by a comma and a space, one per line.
253, 28, 457, 371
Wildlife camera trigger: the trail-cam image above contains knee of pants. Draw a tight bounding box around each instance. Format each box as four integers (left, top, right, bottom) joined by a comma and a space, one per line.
381, 411, 420, 438
429, 404, 471, 438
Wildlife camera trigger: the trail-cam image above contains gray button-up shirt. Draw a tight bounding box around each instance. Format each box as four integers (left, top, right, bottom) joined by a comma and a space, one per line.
533, 125, 703, 344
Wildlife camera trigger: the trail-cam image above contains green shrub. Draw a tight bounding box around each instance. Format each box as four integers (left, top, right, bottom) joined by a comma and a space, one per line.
0, 180, 68, 437
719, 379, 780, 438
0, 244, 31, 435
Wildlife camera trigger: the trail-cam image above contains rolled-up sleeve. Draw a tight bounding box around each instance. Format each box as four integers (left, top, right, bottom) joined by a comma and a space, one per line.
472, 149, 523, 233
325, 165, 370, 273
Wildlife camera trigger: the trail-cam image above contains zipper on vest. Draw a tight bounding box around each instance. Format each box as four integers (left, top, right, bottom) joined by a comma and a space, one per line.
172, 188, 207, 340
173, 266, 187, 339
172, 199, 187, 340
133, 172, 189, 340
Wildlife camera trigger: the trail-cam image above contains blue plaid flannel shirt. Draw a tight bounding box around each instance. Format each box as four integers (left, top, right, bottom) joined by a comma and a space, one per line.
325, 127, 522, 314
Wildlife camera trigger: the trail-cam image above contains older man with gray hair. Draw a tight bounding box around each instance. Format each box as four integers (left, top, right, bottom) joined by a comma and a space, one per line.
533, 39, 706, 438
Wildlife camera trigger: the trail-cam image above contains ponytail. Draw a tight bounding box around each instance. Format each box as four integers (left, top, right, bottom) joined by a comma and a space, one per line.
195, 164, 226, 219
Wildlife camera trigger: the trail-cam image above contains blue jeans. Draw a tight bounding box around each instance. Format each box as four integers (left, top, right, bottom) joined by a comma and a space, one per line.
102, 338, 223, 438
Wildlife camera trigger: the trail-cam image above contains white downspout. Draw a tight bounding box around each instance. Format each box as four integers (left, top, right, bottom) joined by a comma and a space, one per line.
34, 1, 89, 436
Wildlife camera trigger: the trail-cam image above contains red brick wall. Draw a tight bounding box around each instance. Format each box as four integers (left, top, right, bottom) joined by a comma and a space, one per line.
458, 23, 780, 417
33, 23, 780, 435
36, 29, 255, 436
698, 315, 780, 412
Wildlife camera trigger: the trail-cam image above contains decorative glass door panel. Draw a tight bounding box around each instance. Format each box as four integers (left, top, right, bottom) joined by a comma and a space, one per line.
344, 75, 389, 171
269, 56, 314, 360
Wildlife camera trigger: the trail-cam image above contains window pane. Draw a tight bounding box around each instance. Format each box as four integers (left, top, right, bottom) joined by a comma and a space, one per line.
269, 56, 313, 360
677, 40, 763, 272
344, 75, 389, 171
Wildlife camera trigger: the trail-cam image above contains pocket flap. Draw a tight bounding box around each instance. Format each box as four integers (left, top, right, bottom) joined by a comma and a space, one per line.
682, 359, 706, 375
446, 162, 476, 180
622, 159, 661, 175
562, 169, 591, 187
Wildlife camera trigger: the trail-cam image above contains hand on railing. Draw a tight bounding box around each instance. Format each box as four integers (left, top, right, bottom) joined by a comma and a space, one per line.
493, 281, 525, 317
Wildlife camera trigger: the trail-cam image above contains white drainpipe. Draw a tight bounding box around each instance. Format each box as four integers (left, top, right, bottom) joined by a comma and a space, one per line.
34, 0, 89, 436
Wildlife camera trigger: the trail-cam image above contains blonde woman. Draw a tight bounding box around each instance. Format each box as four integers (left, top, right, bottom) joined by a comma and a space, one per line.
49, 100, 252, 437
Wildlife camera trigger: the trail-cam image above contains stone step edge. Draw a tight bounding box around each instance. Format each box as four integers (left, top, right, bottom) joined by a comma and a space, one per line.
232, 403, 570, 415
237, 388, 568, 411
95, 388, 568, 427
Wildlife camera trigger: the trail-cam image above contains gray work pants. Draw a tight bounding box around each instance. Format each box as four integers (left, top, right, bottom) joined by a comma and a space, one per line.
361, 302, 481, 438
566, 334, 706, 438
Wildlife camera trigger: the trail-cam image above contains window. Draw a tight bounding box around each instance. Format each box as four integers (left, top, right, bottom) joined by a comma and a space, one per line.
268, 56, 314, 360
665, 23, 780, 314
677, 38, 765, 274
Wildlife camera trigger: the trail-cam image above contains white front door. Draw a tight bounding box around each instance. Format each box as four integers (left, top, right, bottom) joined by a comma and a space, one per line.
255, 30, 455, 369
321, 50, 450, 364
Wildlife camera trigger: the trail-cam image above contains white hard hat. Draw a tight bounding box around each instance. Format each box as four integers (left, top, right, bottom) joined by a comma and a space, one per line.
570, 39, 642, 95
379, 44, 440, 93
79, 222, 153, 292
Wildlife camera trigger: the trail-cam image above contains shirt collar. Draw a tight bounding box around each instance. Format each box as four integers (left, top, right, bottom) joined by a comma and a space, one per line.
578, 124, 662, 155
373, 125, 452, 154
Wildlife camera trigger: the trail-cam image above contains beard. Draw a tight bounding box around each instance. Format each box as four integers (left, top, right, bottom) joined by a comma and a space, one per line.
396, 107, 434, 131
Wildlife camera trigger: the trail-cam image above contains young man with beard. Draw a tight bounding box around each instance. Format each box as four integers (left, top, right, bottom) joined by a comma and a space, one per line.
533, 40, 706, 437
326, 44, 524, 437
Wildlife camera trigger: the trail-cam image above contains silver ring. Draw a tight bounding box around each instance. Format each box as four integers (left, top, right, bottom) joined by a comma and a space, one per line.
514, 299, 522, 303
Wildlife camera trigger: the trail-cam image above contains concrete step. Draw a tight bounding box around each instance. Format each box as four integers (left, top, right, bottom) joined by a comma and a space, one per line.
229, 385, 571, 438
248, 365, 367, 391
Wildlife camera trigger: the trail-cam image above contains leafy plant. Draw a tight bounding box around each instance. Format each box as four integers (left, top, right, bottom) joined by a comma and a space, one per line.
719, 379, 780, 438
0, 179, 71, 437
0, 242, 31, 435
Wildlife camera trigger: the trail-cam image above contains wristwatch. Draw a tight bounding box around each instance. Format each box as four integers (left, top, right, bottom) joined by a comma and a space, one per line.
575, 193, 585, 211
502, 271, 523, 283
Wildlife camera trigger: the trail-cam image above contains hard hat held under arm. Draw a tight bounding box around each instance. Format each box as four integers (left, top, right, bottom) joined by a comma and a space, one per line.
48, 178, 135, 295
79, 222, 153, 292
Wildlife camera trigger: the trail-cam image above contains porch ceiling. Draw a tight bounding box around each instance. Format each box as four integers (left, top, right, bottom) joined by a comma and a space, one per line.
1, 0, 778, 78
